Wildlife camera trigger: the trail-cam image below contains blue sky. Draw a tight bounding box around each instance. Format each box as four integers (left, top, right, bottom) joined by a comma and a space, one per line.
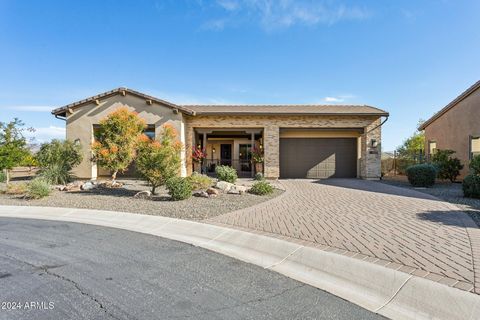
0, 0, 479, 150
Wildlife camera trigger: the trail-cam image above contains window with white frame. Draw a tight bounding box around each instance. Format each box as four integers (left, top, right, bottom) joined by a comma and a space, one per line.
471, 136, 480, 159
428, 140, 437, 157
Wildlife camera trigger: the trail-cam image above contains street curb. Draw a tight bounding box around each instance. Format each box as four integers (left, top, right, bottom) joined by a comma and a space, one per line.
1, 205, 479, 320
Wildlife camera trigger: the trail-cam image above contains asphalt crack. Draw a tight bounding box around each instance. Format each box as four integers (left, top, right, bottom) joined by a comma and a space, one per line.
2, 253, 122, 320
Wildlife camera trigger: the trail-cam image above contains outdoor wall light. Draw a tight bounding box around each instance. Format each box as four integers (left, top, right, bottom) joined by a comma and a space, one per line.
212, 147, 216, 153
370, 139, 378, 148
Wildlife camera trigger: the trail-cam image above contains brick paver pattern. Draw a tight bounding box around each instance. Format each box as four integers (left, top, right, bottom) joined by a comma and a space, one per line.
209, 179, 477, 288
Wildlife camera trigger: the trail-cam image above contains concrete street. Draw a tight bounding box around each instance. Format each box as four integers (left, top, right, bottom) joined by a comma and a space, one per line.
0, 217, 384, 320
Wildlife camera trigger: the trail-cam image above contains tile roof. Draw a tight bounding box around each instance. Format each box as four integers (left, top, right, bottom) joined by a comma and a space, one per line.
183, 104, 388, 116
51, 87, 388, 117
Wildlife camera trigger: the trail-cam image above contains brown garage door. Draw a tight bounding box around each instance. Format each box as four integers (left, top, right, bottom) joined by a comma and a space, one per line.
280, 138, 357, 178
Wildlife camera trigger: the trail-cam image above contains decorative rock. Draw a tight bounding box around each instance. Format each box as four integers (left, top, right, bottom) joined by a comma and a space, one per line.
206, 188, 219, 195
80, 181, 97, 191
193, 191, 209, 198
215, 181, 234, 192
133, 190, 151, 199
228, 185, 248, 195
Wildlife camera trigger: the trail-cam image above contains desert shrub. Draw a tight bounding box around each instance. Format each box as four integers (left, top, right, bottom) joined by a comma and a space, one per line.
470, 155, 480, 175
406, 164, 437, 187
0, 171, 6, 183
254, 172, 264, 181
5, 183, 28, 195
187, 172, 213, 190
27, 178, 51, 199
37, 140, 83, 185
215, 165, 237, 183
249, 180, 274, 195
463, 174, 480, 198
136, 125, 182, 194
431, 149, 463, 182
166, 177, 192, 201
92, 107, 146, 182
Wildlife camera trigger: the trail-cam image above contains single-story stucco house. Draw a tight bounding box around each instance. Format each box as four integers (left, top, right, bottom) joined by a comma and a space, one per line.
51, 87, 388, 180
419, 80, 480, 178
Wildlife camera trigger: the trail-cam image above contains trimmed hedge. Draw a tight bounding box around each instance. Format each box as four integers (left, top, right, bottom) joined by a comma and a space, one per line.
215, 165, 238, 183
463, 174, 480, 199
166, 177, 193, 201
406, 164, 436, 187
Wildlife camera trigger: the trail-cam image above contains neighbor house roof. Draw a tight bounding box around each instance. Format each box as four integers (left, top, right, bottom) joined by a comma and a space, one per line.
419, 80, 480, 130
51, 87, 388, 117
184, 104, 388, 116
51, 87, 197, 117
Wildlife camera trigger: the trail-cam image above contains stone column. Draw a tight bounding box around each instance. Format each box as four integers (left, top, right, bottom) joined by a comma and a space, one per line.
361, 118, 382, 180
263, 125, 280, 179
185, 125, 194, 176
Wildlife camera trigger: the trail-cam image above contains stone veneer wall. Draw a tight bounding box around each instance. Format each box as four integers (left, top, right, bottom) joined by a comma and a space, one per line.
184, 115, 383, 179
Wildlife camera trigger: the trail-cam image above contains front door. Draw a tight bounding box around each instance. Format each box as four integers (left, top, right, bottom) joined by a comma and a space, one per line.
220, 144, 232, 166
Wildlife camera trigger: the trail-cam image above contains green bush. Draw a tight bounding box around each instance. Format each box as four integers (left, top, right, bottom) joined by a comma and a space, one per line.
166, 177, 193, 201
215, 165, 238, 183
249, 180, 274, 195
254, 172, 264, 181
37, 140, 83, 185
431, 149, 463, 182
470, 155, 480, 175
0, 171, 6, 183
27, 178, 51, 199
187, 172, 213, 190
406, 164, 437, 187
463, 174, 480, 198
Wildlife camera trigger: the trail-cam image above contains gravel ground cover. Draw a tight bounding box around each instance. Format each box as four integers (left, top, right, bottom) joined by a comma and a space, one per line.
0, 179, 283, 220
381, 176, 480, 227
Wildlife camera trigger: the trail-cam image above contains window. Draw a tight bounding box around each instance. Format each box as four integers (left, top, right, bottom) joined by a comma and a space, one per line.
144, 125, 155, 140
428, 141, 437, 156
471, 136, 480, 159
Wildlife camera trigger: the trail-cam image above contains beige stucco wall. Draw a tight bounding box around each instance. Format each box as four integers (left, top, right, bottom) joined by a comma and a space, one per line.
184, 115, 382, 179
424, 87, 480, 178
65, 93, 185, 179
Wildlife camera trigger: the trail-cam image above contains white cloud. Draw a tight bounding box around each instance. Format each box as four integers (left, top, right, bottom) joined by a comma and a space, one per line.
320, 94, 356, 104
216, 0, 240, 11
323, 96, 343, 103
24, 126, 66, 143
209, 0, 371, 31
3, 105, 52, 112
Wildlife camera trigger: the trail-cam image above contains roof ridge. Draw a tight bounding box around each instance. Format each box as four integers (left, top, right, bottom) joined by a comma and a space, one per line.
419, 80, 480, 130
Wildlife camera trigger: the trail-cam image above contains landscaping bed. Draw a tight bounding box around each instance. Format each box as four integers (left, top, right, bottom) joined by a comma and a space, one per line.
0, 179, 283, 221
381, 175, 480, 227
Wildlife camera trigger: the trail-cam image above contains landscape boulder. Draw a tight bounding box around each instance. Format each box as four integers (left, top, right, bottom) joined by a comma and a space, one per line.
193, 191, 209, 198
206, 188, 219, 196
215, 181, 234, 192
80, 181, 97, 191
228, 185, 248, 195
134, 190, 151, 199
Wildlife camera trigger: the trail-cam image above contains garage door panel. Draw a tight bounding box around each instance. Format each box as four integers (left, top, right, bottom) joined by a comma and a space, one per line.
280, 138, 357, 179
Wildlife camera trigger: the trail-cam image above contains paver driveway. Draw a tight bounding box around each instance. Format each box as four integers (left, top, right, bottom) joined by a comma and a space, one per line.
208, 179, 480, 293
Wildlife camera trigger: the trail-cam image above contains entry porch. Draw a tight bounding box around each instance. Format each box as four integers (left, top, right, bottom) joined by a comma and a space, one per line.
193, 128, 263, 178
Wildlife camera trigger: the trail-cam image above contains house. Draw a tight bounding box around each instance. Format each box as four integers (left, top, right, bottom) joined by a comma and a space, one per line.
51, 87, 388, 180
419, 80, 480, 178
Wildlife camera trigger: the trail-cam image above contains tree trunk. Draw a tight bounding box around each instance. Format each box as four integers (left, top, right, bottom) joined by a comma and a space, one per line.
111, 170, 117, 184
5, 169, 10, 185
151, 185, 156, 195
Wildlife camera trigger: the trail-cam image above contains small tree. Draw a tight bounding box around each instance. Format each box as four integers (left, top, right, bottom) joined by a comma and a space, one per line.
431, 149, 464, 182
92, 107, 146, 183
136, 124, 182, 194
36, 140, 83, 184
0, 119, 30, 184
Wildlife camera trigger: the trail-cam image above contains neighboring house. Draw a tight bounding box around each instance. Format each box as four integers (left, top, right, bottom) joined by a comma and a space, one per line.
419, 80, 480, 178
51, 87, 388, 180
